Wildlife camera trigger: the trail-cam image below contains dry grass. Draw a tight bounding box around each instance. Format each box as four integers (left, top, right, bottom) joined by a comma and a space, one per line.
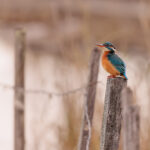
1, 0, 150, 150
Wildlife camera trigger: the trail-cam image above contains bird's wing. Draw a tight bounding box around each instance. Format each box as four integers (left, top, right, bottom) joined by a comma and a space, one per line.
107, 53, 126, 74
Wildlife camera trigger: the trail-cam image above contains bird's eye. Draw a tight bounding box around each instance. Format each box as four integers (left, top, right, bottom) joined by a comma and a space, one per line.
111, 46, 116, 49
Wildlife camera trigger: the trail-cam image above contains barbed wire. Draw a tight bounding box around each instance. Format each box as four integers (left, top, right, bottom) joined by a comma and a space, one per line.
0, 81, 103, 97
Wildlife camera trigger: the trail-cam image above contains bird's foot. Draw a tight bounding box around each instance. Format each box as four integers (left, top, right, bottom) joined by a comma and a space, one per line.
107, 75, 116, 78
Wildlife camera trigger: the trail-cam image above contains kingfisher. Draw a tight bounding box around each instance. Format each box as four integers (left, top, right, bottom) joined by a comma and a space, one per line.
97, 42, 128, 80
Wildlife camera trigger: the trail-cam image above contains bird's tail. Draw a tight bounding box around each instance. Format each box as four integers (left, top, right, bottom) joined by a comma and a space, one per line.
121, 73, 128, 80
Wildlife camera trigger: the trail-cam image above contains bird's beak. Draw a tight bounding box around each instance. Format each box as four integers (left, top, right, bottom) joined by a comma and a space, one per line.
96, 44, 104, 48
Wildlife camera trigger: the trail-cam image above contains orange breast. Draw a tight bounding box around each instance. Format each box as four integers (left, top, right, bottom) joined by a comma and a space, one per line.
102, 51, 120, 75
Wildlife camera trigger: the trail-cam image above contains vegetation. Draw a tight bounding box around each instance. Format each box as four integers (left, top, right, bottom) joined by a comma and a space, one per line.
1, 0, 150, 150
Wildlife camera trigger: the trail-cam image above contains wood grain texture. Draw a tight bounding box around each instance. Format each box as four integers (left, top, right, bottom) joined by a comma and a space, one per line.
122, 87, 140, 150
100, 77, 127, 150
14, 29, 25, 150
78, 48, 101, 150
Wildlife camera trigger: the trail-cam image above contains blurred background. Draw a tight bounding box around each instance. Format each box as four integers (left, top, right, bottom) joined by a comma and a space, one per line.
0, 0, 150, 150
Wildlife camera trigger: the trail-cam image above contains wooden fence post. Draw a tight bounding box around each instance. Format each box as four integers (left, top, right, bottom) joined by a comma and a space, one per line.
14, 29, 25, 150
122, 87, 140, 150
78, 48, 101, 150
100, 78, 127, 150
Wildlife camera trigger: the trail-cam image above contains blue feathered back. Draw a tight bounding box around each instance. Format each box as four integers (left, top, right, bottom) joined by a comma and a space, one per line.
107, 53, 127, 79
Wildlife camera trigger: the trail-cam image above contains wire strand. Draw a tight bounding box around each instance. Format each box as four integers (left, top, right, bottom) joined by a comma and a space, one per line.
0, 81, 102, 97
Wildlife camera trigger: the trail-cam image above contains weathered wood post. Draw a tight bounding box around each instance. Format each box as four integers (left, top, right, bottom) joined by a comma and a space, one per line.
100, 78, 127, 150
122, 87, 140, 150
78, 48, 101, 150
14, 29, 25, 150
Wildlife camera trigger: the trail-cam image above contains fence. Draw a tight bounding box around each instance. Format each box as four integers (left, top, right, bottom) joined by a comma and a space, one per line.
4, 29, 140, 150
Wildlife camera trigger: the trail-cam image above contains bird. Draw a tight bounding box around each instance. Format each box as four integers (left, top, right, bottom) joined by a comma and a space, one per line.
96, 42, 128, 80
